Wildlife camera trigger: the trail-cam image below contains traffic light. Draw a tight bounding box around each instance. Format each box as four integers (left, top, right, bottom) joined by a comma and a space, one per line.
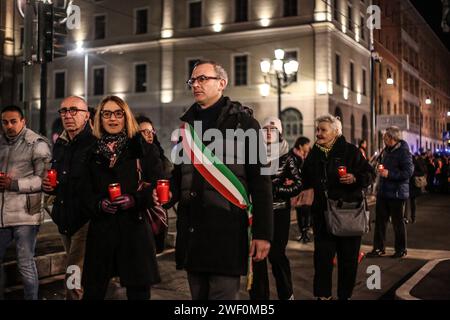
37, 2, 68, 63
37, 2, 53, 63
53, 6, 68, 59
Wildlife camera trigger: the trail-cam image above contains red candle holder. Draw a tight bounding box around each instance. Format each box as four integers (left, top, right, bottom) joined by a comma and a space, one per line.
338, 166, 347, 177
108, 183, 122, 201
0, 172, 5, 177
47, 169, 57, 188
156, 180, 170, 204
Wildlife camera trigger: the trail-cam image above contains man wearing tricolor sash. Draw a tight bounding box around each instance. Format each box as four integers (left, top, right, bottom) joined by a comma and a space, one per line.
160, 61, 273, 300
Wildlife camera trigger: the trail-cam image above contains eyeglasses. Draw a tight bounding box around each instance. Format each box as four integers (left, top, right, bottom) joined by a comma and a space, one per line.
58, 107, 88, 116
101, 110, 125, 119
140, 129, 156, 136
186, 75, 221, 87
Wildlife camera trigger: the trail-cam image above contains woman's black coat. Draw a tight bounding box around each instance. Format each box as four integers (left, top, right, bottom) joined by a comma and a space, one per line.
81, 135, 163, 287
302, 136, 375, 235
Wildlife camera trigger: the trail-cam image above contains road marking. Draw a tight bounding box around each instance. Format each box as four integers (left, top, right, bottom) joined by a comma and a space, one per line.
395, 258, 450, 300
287, 241, 450, 260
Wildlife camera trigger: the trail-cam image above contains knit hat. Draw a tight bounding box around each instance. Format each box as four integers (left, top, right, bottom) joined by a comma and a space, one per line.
262, 116, 283, 134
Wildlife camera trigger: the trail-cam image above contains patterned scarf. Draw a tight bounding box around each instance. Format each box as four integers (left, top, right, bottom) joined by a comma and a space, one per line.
97, 131, 128, 167
315, 136, 338, 158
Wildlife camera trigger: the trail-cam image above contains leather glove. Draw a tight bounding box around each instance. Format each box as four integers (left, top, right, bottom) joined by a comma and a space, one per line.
101, 199, 118, 214
112, 194, 135, 210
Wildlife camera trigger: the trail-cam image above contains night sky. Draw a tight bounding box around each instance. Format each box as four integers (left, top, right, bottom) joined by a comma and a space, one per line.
411, 0, 450, 51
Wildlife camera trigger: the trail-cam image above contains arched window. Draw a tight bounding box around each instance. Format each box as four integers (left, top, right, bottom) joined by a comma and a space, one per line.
387, 101, 391, 114
362, 115, 369, 144
281, 108, 303, 147
350, 114, 356, 144
335, 106, 344, 129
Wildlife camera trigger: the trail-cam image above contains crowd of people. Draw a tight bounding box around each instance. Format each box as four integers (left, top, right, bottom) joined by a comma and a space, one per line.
0, 60, 447, 301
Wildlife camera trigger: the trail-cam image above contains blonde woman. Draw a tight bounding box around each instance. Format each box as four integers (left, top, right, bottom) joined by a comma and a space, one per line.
81, 95, 163, 300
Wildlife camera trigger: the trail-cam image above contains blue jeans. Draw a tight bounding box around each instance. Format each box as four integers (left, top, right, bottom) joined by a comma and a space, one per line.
0, 226, 40, 300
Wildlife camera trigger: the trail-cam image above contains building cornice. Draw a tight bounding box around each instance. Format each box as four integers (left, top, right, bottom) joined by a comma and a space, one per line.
68, 24, 314, 56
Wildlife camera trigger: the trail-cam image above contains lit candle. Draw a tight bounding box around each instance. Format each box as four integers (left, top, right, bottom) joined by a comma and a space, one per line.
338, 166, 347, 177
156, 180, 170, 204
108, 183, 122, 201
0, 172, 5, 177
378, 164, 385, 171
47, 169, 57, 187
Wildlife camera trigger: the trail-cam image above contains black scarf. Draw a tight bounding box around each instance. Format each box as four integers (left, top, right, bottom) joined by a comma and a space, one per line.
97, 131, 128, 167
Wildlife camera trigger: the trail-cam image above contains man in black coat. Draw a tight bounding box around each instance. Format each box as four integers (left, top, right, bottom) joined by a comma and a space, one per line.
162, 60, 273, 300
42, 96, 96, 299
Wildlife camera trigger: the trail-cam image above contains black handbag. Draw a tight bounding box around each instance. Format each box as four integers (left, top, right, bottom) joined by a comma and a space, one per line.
322, 161, 370, 237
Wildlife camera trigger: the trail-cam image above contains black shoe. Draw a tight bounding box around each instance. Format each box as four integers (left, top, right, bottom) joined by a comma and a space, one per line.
302, 234, 311, 243
411, 217, 416, 224
366, 249, 386, 258
391, 250, 407, 258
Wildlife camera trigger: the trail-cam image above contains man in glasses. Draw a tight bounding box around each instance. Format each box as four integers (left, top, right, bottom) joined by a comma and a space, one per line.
42, 96, 96, 300
159, 60, 273, 300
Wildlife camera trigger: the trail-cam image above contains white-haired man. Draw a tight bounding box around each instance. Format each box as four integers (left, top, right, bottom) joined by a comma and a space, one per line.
367, 126, 413, 258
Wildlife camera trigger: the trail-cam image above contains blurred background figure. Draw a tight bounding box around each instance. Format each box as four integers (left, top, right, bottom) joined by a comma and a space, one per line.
136, 116, 172, 179
290, 136, 312, 243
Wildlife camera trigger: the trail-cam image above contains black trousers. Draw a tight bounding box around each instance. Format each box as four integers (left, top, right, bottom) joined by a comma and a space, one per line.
313, 231, 361, 299
296, 205, 312, 231
250, 207, 293, 300
373, 197, 407, 253
83, 278, 151, 300
187, 272, 240, 300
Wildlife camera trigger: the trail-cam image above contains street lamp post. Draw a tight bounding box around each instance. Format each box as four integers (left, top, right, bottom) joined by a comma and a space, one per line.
419, 97, 432, 152
260, 49, 299, 119
76, 41, 88, 102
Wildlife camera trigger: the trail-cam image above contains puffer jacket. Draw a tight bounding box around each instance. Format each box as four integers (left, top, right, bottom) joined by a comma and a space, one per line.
0, 128, 52, 227
272, 147, 302, 210
377, 140, 414, 200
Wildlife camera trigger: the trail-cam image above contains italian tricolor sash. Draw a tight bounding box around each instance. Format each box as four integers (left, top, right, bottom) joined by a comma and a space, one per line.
180, 122, 254, 290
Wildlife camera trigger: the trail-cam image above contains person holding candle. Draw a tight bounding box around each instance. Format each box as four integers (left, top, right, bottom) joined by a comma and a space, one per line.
41, 96, 96, 300
80, 95, 163, 300
367, 126, 413, 259
0, 105, 52, 300
301, 114, 374, 300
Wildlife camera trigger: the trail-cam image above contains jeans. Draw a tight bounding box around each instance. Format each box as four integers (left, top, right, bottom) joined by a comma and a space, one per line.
0, 225, 40, 300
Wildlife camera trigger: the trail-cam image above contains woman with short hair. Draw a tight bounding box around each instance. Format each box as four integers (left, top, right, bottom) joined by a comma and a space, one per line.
81, 95, 163, 300
302, 114, 374, 300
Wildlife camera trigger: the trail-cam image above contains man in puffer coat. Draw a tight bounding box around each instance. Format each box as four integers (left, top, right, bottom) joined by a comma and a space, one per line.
0, 106, 51, 300
368, 126, 413, 258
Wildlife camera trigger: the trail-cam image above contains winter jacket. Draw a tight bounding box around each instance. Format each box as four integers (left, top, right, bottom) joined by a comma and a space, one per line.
377, 140, 414, 200
302, 135, 374, 235
81, 135, 163, 287
272, 148, 303, 210
0, 128, 51, 227
48, 125, 97, 236
170, 96, 273, 276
